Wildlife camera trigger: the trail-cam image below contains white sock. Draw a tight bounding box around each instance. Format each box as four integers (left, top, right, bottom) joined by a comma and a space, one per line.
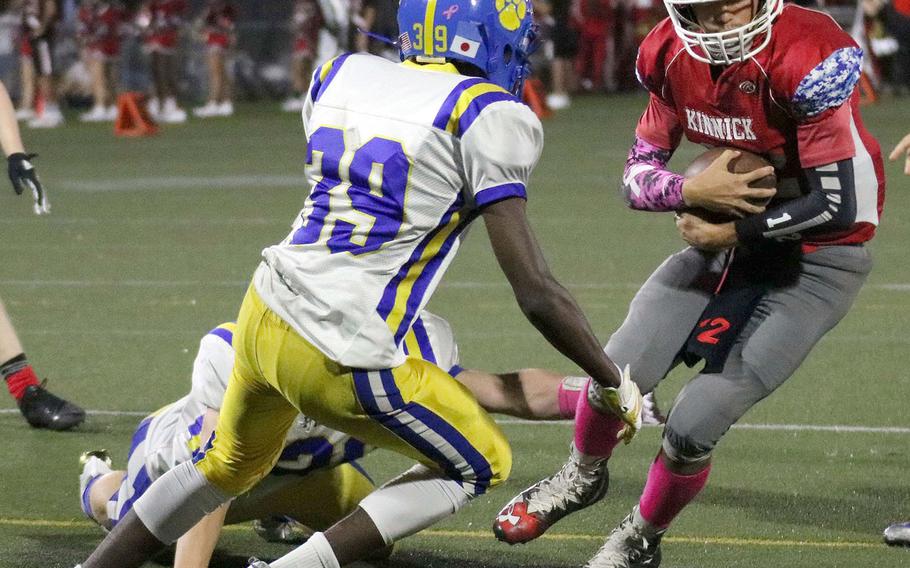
271, 532, 339, 568
132, 461, 231, 543
358, 464, 471, 545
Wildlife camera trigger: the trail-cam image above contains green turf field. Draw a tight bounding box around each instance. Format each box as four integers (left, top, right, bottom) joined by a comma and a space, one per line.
0, 94, 908, 568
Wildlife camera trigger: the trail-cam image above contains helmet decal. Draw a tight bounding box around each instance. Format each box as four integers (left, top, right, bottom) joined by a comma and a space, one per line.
496, 0, 528, 32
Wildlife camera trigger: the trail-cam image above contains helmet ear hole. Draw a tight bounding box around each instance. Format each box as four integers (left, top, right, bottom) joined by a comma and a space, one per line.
503, 44, 513, 65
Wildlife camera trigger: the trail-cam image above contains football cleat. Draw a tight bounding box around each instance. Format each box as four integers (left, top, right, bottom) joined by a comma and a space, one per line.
247, 558, 271, 568
18, 381, 86, 430
79, 449, 113, 519
884, 522, 910, 546
253, 516, 311, 544
493, 443, 609, 544
585, 507, 663, 568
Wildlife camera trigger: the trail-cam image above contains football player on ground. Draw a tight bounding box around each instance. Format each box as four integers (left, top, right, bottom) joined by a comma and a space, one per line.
493, 0, 886, 565
883, 132, 910, 547
80, 313, 641, 566
1, 80, 84, 429
72, 2, 643, 567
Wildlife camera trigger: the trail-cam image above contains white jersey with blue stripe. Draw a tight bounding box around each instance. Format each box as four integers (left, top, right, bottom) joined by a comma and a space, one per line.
253, 53, 543, 369
139, 313, 461, 481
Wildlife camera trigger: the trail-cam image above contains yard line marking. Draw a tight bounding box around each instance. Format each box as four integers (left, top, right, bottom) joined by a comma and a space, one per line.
0, 409, 907, 433
0, 518, 881, 549
59, 175, 305, 192
0, 278, 909, 293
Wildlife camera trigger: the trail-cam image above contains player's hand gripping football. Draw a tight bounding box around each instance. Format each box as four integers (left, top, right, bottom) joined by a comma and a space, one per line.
591, 364, 643, 444
675, 211, 738, 251
682, 149, 776, 218
889, 133, 910, 176
7, 153, 50, 215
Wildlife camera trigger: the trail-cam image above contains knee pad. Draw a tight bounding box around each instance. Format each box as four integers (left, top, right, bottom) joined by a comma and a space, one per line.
662, 424, 714, 466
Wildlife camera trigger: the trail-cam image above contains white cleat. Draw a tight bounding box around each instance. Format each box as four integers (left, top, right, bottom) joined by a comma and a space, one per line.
884, 522, 910, 546
28, 108, 65, 128
546, 92, 571, 111
79, 449, 113, 516
493, 443, 609, 544
80, 105, 110, 122
15, 107, 35, 121
193, 101, 220, 118
217, 101, 234, 116
247, 558, 271, 568
586, 507, 663, 568
105, 105, 119, 121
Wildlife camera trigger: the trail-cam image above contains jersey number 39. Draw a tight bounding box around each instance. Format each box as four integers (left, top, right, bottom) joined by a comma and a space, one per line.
292, 126, 412, 255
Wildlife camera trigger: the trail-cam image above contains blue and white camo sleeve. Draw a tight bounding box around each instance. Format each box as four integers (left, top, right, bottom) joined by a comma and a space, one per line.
790, 47, 863, 119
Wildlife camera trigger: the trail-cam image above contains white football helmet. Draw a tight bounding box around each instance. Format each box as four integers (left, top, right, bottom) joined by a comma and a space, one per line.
663, 0, 784, 65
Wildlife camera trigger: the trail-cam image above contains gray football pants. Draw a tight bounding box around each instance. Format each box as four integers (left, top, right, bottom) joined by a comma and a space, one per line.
605, 245, 872, 462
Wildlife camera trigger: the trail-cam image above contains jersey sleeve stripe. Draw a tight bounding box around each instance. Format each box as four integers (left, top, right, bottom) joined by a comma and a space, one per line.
309, 53, 352, 102
453, 90, 518, 137
207, 323, 235, 346
474, 183, 527, 208
432, 77, 488, 131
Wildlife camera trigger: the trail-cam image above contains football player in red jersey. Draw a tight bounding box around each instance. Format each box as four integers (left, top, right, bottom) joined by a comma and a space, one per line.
193, 0, 237, 118
493, 0, 886, 564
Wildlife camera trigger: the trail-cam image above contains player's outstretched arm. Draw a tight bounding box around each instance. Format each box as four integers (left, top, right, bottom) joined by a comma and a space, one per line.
482, 198, 642, 439
455, 368, 566, 419
1, 81, 50, 214
889, 133, 910, 176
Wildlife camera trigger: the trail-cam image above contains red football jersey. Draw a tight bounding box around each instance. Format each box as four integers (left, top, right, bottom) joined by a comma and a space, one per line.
293, 0, 324, 49
635, 5, 884, 247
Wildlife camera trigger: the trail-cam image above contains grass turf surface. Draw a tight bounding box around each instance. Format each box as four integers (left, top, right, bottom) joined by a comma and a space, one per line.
0, 94, 908, 567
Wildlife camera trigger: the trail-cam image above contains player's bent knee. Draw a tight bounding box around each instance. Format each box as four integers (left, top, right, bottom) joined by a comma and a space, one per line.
662, 423, 714, 466
194, 453, 270, 497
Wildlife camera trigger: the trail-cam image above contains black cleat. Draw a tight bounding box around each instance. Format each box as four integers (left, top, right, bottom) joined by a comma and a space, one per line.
18, 381, 86, 430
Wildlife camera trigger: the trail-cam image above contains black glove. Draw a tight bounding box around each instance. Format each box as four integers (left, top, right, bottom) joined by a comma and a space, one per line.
7, 152, 50, 215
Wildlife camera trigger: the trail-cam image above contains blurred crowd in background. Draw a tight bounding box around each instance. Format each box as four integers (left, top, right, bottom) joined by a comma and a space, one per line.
0, 0, 907, 129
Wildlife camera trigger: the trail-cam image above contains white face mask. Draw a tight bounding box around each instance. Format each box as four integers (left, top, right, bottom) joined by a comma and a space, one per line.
663, 0, 784, 65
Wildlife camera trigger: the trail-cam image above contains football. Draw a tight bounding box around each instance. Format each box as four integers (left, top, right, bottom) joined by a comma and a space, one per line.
682, 147, 776, 223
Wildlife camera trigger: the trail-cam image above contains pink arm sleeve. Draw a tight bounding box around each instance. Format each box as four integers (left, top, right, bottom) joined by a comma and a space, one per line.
621, 136, 685, 212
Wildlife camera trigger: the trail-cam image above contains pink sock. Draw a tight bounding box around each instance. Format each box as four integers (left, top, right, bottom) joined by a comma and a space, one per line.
573, 379, 624, 458
557, 377, 583, 419
638, 455, 711, 529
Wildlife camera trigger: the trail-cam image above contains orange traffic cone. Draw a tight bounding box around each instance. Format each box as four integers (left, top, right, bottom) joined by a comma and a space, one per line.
523, 77, 553, 119
114, 92, 158, 137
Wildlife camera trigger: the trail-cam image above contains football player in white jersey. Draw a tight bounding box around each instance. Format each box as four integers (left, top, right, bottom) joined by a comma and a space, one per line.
74, 2, 643, 567
78, 314, 645, 567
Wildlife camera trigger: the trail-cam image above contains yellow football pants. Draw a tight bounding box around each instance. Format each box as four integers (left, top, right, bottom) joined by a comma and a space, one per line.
195, 285, 511, 498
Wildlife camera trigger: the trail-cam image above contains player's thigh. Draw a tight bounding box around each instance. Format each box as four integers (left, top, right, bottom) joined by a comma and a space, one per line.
606, 247, 725, 392
194, 288, 300, 496
664, 246, 872, 456
226, 463, 374, 530
108, 416, 155, 526
269, 337, 511, 494
739, 245, 872, 391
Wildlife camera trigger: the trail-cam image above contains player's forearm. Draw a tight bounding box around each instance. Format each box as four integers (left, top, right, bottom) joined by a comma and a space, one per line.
172, 502, 229, 568
620, 136, 684, 212
0, 83, 25, 156
516, 279, 620, 388
735, 159, 857, 242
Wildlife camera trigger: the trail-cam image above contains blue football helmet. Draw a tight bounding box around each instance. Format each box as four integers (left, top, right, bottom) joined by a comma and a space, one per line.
397, 0, 537, 95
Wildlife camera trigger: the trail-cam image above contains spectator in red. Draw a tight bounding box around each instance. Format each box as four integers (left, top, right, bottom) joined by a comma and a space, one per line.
193, 0, 236, 118
886, 0, 910, 94
282, 0, 323, 113
136, 0, 188, 123
78, 0, 128, 122
573, 0, 615, 92
21, 0, 64, 128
